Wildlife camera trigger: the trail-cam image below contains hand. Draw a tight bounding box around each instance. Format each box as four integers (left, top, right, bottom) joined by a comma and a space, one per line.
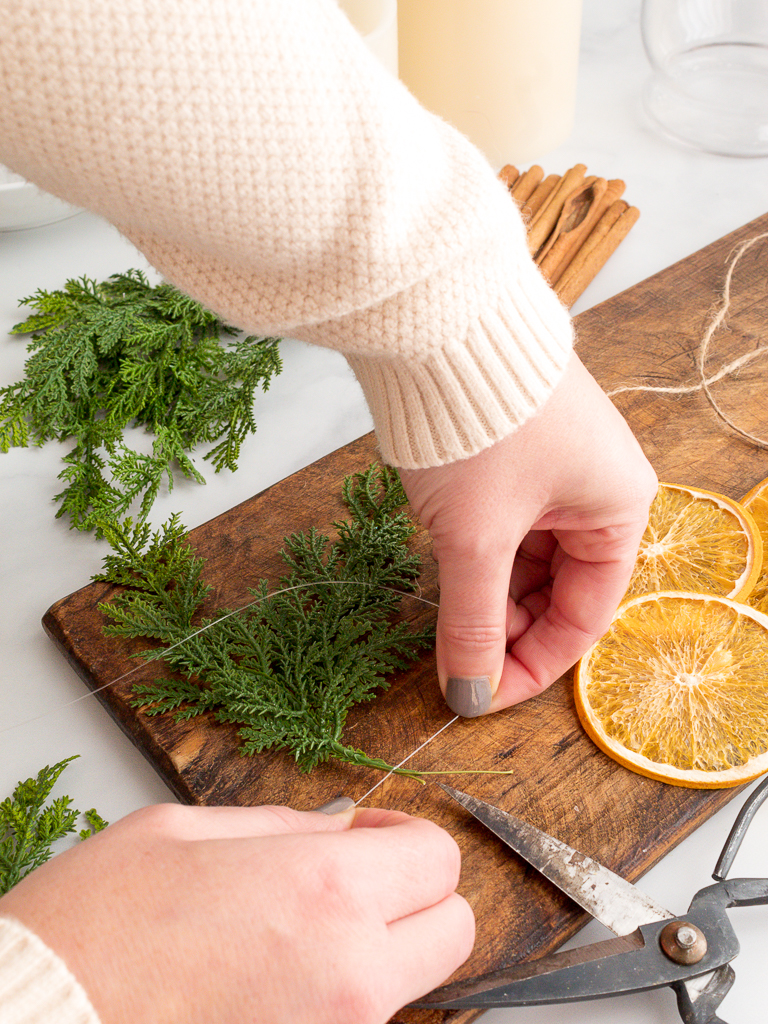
0, 803, 473, 1024
399, 352, 657, 715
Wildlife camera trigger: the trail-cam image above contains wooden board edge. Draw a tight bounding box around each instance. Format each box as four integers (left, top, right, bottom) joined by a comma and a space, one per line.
41, 603, 201, 805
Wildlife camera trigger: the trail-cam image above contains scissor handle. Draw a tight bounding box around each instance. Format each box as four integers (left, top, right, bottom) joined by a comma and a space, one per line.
712, 773, 768, 882
691, 876, 768, 914
674, 964, 735, 1024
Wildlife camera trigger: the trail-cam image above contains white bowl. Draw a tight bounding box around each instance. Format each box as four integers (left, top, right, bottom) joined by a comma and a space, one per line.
0, 165, 81, 231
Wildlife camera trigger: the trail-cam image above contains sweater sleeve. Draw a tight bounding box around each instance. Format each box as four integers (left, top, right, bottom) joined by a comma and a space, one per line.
0, 918, 100, 1024
0, 0, 573, 468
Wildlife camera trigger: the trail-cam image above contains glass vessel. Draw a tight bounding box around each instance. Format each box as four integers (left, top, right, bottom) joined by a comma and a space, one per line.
641, 0, 768, 156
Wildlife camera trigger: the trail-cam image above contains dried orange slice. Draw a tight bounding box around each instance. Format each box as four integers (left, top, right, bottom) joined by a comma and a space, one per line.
575, 592, 768, 788
625, 483, 762, 601
741, 475, 768, 615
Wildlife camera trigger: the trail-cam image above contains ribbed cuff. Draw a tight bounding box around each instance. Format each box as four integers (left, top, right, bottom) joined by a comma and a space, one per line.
346, 260, 574, 468
0, 917, 100, 1024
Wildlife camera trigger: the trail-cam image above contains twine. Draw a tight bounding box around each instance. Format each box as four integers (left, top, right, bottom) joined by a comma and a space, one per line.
606, 232, 768, 450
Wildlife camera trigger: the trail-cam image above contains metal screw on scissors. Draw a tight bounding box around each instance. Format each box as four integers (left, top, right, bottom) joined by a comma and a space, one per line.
411, 774, 768, 1023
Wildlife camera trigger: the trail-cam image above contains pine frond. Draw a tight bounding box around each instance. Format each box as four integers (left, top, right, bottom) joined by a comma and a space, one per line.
95, 514, 210, 636
0, 757, 108, 895
99, 466, 435, 777
2, 272, 282, 529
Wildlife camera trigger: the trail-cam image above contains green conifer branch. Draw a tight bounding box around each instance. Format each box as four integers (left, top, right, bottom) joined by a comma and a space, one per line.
96, 465, 435, 777
0, 757, 108, 895
1, 270, 282, 530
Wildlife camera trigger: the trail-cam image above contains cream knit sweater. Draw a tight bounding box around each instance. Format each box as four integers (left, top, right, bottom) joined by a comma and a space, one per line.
0, 1, 573, 1018
0, 918, 98, 1024
0, 0, 572, 469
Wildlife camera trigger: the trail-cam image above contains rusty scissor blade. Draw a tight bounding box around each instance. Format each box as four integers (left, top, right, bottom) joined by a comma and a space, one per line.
438, 783, 672, 936
411, 906, 738, 1013
413, 929, 647, 1009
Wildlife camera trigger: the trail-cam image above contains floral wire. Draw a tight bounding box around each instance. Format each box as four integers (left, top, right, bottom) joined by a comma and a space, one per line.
1, 580, 439, 736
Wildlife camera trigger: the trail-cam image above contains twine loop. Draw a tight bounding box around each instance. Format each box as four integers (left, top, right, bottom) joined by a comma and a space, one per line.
607, 232, 768, 450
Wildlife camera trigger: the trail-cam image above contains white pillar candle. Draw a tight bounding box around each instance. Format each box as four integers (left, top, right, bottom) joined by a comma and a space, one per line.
336, 0, 399, 75
397, 0, 583, 167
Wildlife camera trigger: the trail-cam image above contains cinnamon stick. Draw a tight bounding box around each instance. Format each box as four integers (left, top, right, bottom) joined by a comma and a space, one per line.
510, 164, 544, 205
527, 164, 587, 256
500, 162, 637, 306
604, 178, 626, 203
538, 178, 627, 286
498, 164, 519, 190
538, 179, 606, 283
535, 175, 599, 265
520, 173, 559, 223
556, 199, 627, 293
556, 203, 640, 308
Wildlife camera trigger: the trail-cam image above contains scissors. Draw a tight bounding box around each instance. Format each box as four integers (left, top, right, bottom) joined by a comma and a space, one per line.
412, 776, 768, 1022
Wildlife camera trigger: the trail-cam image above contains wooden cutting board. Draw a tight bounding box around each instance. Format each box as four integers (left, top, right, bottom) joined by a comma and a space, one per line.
44, 214, 768, 1023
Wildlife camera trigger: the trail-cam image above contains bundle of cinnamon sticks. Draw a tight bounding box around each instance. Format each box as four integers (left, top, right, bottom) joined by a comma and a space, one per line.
499, 163, 640, 308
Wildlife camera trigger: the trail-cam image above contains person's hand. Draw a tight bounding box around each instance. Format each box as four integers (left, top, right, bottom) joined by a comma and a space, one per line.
399, 352, 657, 716
0, 802, 473, 1024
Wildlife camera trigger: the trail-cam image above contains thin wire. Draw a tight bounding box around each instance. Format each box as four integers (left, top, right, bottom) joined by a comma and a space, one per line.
354, 714, 460, 806
5, 578, 470, 802
0, 580, 439, 736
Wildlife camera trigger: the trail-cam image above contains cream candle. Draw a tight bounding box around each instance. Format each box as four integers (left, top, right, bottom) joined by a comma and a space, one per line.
397, 0, 583, 167
336, 0, 399, 75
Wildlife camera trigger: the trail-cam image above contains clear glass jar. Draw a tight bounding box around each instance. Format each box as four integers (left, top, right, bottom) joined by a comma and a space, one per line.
641, 0, 768, 156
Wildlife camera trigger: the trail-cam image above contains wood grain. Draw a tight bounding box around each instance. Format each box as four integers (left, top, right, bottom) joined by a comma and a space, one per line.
43, 214, 768, 1024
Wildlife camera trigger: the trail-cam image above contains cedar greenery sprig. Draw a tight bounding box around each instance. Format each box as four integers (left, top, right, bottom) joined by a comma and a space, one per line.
0, 756, 108, 895
95, 513, 211, 642
95, 464, 435, 777
1, 270, 282, 531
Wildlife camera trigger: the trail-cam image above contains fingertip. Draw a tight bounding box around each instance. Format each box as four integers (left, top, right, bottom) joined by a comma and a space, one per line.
349, 806, 414, 829
489, 661, 549, 712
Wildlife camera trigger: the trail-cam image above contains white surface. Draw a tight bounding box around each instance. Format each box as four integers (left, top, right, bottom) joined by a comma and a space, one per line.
0, 164, 82, 231
1, 1, 767, 1020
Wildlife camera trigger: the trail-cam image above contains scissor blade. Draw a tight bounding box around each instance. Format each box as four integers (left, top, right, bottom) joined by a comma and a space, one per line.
413, 930, 646, 1009
439, 783, 672, 936
412, 902, 740, 1013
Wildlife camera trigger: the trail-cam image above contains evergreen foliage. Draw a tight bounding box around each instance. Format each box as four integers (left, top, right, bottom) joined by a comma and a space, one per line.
0, 757, 107, 895
1, 271, 282, 530
95, 465, 435, 777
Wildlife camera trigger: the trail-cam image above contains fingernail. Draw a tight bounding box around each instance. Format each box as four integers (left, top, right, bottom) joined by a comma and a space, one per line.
445, 676, 492, 717
314, 796, 355, 814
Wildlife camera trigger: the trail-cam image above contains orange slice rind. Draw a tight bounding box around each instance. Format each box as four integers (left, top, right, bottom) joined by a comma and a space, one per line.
741, 475, 768, 615
575, 591, 768, 788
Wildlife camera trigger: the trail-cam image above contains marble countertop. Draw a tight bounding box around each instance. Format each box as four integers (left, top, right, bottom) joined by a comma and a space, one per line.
1, 1, 767, 1020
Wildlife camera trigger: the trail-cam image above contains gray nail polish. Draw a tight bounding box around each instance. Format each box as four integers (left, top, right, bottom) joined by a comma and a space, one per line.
445, 676, 492, 717
315, 796, 355, 814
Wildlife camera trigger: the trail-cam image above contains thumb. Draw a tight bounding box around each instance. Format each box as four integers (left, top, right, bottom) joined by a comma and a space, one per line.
434, 547, 514, 718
